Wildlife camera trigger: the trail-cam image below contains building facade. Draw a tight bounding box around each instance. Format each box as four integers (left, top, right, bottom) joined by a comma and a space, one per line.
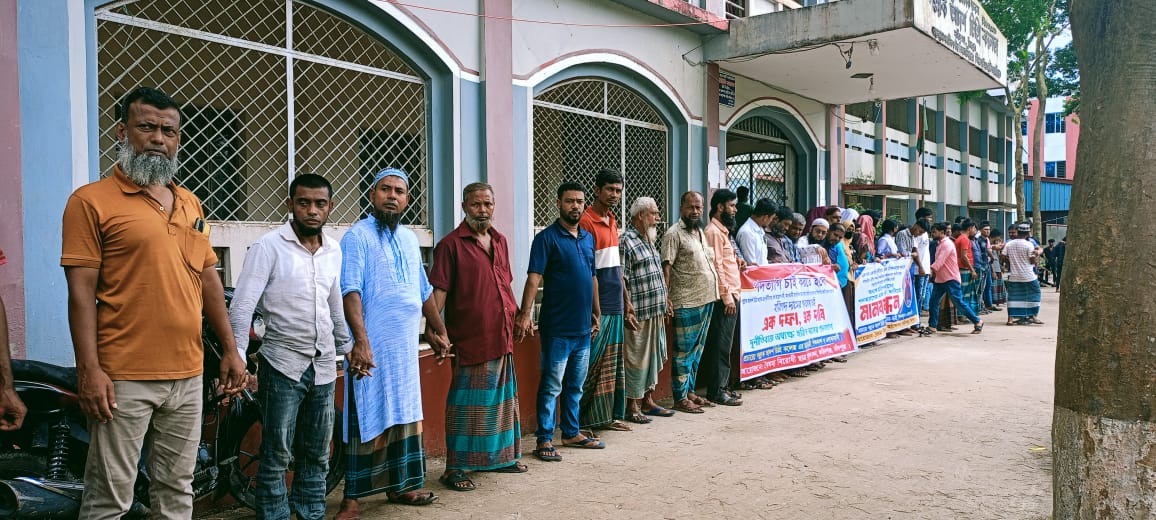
1023, 96, 1076, 228
3, 0, 1010, 421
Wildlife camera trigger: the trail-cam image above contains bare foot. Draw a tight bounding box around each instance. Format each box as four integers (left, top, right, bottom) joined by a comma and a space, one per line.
335, 499, 360, 520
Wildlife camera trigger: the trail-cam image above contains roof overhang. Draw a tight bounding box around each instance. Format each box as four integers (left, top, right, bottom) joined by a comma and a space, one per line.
703, 0, 1007, 104
842, 184, 931, 197
968, 201, 1017, 210
607, 0, 729, 35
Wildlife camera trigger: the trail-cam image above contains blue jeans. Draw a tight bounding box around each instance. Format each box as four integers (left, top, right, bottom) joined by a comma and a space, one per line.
981, 268, 994, 306
536, 335, 591, 443
913, 274, 930, 315
256, 363, 335, 520
928, 280, 981, 328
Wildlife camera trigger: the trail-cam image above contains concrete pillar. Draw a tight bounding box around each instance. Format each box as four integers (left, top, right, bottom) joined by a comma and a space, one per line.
482, 0, 514, 235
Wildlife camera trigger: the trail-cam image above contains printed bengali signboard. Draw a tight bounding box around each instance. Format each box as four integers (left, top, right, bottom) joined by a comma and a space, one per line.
738, 264, 858, 381
852, 258, 920, 345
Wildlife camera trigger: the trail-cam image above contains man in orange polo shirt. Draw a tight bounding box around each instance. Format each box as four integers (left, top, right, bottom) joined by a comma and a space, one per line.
61, 87, 248, 519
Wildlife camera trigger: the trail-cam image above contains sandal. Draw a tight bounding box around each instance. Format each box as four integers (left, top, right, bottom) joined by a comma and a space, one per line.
626, 412, 653, 424
689, 395, 715, 407
561, 436, 605, 449
971, 321, 984, 334
707, 393, 742, 406
387, 491, 439, 506
1028, 317, 1044, 324
481, 462, 528, 473
439, 470, 476, 492
642, 406, 675, 417
534, 444, 562, 462
672, 399, 704, 414
829, 357, 849, 363
603, 421, 632, 432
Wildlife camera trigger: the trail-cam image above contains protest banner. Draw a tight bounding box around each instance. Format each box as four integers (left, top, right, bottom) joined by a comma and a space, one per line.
738, 264, 857, 381
852, 258, 920, 345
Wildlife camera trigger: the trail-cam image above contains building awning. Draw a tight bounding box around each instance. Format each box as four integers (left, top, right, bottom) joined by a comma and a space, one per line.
842, 184, 930, 197
968, 201, 1017, 210
703, 0, 1008, 104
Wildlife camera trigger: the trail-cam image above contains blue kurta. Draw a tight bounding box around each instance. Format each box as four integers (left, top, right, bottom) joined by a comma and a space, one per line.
340, 216, 432, 441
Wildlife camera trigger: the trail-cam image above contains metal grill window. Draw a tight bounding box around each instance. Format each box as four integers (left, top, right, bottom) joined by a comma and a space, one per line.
727, 117, 790, 207
532, 79, 668, 228
96, 0, 428, 226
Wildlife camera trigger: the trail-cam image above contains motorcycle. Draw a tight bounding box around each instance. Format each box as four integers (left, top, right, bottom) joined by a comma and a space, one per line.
0, 288, 345, 518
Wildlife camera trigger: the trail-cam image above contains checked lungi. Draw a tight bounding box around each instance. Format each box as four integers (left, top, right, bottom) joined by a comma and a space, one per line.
624, 317, 668, 400
957, 270, 980, 319
670, 303, 713, 402
445, 353, 522, 471
1006, 280, 1041, 319
344, 388, 425, 498
579, 314, 626, 429
991, 270, 1008, 305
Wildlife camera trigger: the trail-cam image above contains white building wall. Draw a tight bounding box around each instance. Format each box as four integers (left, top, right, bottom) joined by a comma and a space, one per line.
392, 0, 482, 74
718, 71, 828, 148
945, 173, 963, 205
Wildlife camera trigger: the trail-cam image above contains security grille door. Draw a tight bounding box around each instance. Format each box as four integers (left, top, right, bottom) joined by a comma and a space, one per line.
532, 79, 668, 227
726, 117, 793, 208
96, 0, 428, 226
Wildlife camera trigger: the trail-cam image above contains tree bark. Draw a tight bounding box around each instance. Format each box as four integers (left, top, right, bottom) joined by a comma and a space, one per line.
1031, 32, 1047, 237
1013, 118, 1026, 223
1054, 1, 1156, 518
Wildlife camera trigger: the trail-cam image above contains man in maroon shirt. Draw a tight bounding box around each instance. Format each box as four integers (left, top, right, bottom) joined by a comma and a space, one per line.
430, 182, 525, 492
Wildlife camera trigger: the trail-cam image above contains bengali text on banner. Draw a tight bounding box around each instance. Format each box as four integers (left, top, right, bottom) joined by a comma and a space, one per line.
738, 264, 857, 381
853, 257, 920, 345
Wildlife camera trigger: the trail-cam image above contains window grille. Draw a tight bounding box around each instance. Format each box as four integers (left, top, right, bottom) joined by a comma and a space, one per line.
532, 79, 669, 228
727, 117, 790, 207
725, 0, 748, 18
96, 0, 428, 226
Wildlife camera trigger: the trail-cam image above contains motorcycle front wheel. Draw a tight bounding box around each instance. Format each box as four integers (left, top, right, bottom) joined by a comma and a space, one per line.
225, 409, 346, 510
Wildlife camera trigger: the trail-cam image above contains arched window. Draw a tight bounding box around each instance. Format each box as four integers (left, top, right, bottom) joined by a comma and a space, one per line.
96, 0, 429, 227
726, 116, 795, 208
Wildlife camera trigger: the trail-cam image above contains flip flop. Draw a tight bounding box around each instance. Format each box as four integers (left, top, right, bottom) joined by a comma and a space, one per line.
534, 445, 562, 462
439, 470, 476, 492
626, 413, 653, 424
601, 421, 632, 432
481, 462, 528, 473
672, 400, 704, 414
561, 437, 605, 449
387, 491, 439, 506
642, 406, 676, 417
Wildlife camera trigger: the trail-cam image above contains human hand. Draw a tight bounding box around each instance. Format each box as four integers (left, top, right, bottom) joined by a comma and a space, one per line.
625, 309, 639, 331
219, 351, 250, 396
515, 311, 535, 342
0, 388, 27, 431
724, 300, 736, 315
348, 339, 376, 379
591, 312, 601, 337
78, 367, 117, 423
425, 326, 454, 365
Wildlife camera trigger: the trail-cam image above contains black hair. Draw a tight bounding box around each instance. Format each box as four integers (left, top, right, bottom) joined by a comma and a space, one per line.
774, 206, 794, 221
289, 173, 333, 198
865, 209, 883, 221
950, 223, 962, 233
118, 87, 180, 123
709, 189, 738, 217
979, 220, 991, 228
557, 181, 585, 199
825, 205, 841, 216
1048, 238, 1056, 243
962, 219, 976, 230
931, 222, 948, 234
594, 168, 623, 188
990, 230, 1003, 239
954, 215, 966, 224
736, 186, 750, 201
881, 219, 898, 235
910, 220, 927, 231
915, 207, 934, 220
829, 223, 846, 234
752, 198, 776, 216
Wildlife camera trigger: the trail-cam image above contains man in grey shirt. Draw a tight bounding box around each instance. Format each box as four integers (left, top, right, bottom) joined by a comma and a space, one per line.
228, 174, 351, 520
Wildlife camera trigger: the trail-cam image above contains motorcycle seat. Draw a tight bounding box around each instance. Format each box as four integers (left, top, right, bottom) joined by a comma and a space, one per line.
11, 359, 78, 391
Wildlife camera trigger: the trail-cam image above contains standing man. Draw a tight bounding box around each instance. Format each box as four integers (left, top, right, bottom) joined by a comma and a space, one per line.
578, 170, 631, 434
765, 207, 796, 264
228, 174, 349, 520
1002, 223, 1045, 325
734, 186, 753, 229
735, 199, 776, 266
797, 218, 831, 265
926, 222, 984, 334
955, 220, 979, 321
619, 197, 673, 423
516, 182, 602, 462
785, 213, 807, 263
970, 221, 991, 315
1052, 238, 1066, 290
337, 168, 451, 517
0, 248, 27, 431
62, 87, 248, 519
660, 192, 719, 414
702, 190, 743, 407
430, 182, 525, 491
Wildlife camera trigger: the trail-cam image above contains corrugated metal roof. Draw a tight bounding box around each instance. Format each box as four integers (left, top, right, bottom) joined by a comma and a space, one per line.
1023, 180, 1072, 212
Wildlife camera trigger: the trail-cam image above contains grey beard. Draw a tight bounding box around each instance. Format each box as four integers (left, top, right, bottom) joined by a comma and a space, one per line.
465, 215, 491, 232
117, 141, 179, 186
374, 209, 401, 236
646, 226, 658, 243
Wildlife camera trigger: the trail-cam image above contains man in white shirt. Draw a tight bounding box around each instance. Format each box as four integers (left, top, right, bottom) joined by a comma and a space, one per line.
228, 174, 351, 520
1001, 222, 1044, 326
735, 199, 777, 266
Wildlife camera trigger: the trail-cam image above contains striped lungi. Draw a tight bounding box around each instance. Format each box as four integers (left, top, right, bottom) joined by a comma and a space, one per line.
958, 270, 980, 318
991, 270, 1008, 305
623, 317, 668, 399
671, 303, 713, 402
579, 314, 626, 429
445, 353, 522, 471
1006, 279, 1041, 318
344, 394, 425, 498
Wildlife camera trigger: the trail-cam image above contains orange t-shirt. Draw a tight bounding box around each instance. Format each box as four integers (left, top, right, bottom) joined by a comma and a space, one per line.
61, 166, 217, 380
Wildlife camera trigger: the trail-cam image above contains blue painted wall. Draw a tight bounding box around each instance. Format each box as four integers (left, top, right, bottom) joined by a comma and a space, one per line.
18, 0, 78, 364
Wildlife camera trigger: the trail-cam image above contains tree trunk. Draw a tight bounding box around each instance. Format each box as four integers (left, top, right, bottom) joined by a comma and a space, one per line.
1054, 1, 1156, 518
1013, 119, 1026, 223
1031, 32, 1047, 237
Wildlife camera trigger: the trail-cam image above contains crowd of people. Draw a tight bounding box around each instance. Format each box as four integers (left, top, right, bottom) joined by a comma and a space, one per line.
17, 86, 1054, 520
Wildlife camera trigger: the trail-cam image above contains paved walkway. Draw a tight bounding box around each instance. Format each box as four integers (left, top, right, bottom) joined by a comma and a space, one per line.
208, 291, 1059, 520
